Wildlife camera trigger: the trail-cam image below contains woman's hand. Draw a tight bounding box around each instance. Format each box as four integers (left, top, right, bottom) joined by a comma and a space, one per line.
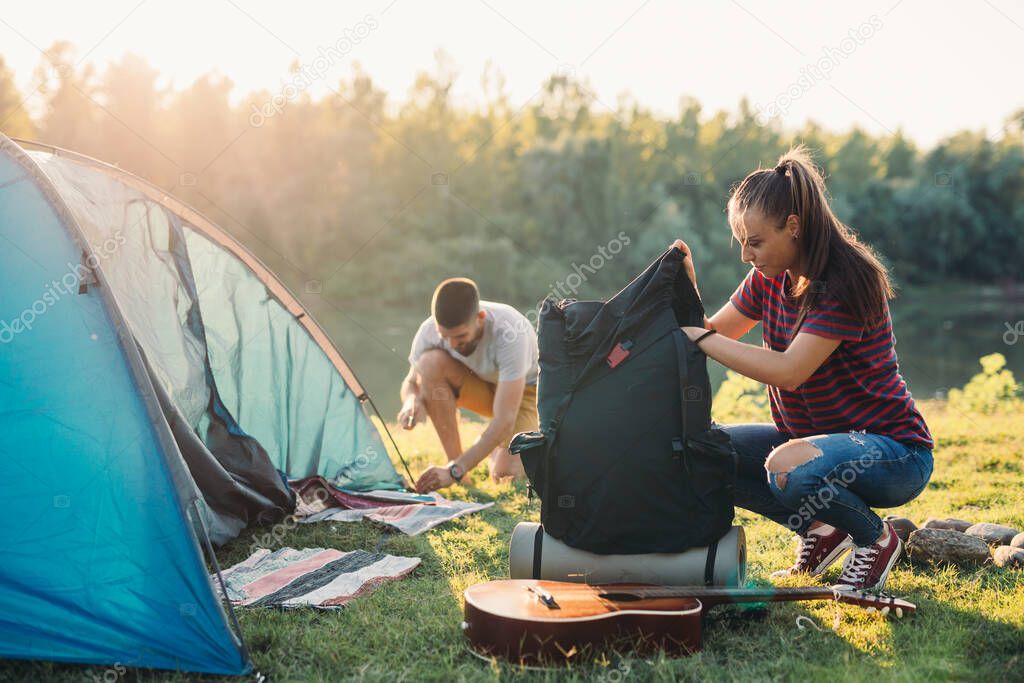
671, 239, 699, 294
681, 326, 708, 343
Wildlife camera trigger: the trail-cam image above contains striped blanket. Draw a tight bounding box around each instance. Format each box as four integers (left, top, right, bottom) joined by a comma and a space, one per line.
217, 547, 420, 608
291, 476, 493, 535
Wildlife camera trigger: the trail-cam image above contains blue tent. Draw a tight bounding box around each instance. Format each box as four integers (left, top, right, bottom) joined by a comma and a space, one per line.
0, 134, 408, 675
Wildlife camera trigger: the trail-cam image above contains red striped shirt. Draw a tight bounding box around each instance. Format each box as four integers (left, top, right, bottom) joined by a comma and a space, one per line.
729, 267, 933, 448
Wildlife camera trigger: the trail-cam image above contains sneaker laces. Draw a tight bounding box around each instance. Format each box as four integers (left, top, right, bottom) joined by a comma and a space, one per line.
838, 544, 880, 584
788, 534, 819, 570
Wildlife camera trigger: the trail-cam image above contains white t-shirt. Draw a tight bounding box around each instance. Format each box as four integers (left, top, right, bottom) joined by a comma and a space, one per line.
408, 300, 539, 385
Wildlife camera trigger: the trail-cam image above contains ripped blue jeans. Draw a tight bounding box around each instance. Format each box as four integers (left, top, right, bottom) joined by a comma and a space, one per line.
719, 423, 934, 546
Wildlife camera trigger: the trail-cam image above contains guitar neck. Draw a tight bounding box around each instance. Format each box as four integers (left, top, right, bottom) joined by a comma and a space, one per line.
618, 586, 840, 608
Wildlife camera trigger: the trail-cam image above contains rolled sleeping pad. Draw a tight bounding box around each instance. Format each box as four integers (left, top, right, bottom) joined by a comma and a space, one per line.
509, 522, 746, 587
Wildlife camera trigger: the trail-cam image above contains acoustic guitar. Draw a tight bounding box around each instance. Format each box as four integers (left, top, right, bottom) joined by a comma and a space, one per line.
463, 579, 915, 664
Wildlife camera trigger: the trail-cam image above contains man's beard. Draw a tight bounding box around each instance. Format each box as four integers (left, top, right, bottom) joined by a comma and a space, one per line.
455, 340, 479, 356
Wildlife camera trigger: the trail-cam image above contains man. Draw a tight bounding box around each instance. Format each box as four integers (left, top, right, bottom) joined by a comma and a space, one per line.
399, 277, 539, 493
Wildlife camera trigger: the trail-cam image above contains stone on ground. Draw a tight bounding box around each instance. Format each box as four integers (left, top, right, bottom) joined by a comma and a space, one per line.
906, 528, 991, 565
965, 523, 1020, 546
883, 516, 918, 543
922, 518, 973, 533
992, 545, 1024, 568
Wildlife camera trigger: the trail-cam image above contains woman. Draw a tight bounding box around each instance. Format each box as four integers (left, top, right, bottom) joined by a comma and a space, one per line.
675, 145, 933, 591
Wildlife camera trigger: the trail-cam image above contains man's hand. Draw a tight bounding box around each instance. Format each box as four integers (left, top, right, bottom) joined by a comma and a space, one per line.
397, 396, 426, 430
415, 465, 455, 493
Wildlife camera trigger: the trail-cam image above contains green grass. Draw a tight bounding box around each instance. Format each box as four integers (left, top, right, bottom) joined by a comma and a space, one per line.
3, 401, 1023, 682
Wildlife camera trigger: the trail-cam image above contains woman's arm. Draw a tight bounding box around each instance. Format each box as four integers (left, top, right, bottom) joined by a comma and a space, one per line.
704, 301, 759, 340
684, 327, 840, 391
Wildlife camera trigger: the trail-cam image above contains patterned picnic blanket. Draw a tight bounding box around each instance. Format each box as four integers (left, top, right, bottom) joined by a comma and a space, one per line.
291, 476, 493, 535
217, 547, 420, 609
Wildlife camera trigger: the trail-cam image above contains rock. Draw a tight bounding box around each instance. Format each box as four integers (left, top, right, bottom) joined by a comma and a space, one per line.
906, 528, 991, 565
993, 545, 1024, 568
965, 523, 1020, 546
923, 518, 973, 532
883, 516, 918, 543
1012, 532, 1024, 549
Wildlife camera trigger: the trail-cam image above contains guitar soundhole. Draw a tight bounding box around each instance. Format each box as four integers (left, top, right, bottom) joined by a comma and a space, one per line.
598, 592, 643, 602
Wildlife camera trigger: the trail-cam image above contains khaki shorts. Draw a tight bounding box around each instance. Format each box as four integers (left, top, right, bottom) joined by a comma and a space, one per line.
455, 373, 539, 438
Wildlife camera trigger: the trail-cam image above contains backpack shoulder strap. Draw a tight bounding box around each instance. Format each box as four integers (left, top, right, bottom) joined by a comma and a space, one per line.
671, 327, 689, 442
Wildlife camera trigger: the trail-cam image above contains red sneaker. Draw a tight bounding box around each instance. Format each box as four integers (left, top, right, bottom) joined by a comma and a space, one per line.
772, 525, 855, 577
833, 522, 902, 591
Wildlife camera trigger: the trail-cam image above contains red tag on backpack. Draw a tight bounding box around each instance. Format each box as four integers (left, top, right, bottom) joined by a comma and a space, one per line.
606, 341, 633, 368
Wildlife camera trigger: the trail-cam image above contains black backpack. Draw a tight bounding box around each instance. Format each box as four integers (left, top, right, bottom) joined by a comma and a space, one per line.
511, 247, 737, 554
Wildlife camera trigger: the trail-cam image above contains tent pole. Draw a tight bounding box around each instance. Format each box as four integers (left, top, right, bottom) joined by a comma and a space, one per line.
363, 395, 416, 488
192, 499, 258, 674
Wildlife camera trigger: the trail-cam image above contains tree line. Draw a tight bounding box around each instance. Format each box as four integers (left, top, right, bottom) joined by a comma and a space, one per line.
2, 43, 1023, 312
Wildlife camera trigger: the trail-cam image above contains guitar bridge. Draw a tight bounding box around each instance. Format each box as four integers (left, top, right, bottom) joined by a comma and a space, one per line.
526, 584, 560, 609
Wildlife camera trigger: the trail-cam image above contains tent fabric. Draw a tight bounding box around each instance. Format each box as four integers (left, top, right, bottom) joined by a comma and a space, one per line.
0, 138, 249, 674
0, 134, 407, 674
510, 247, 738, 554
183, 228, 399, 490
30, 150, 403, 494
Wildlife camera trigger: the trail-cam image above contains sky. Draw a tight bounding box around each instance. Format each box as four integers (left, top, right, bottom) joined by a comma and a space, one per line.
1, 0, 1022, 148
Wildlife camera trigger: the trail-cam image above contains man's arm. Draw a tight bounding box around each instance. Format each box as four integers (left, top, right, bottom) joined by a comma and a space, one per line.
397, 365, 425, 429
400, 319, 435, 428
453, 375, 525, 473
414, 376, 525, 492
400, 365, 419, 402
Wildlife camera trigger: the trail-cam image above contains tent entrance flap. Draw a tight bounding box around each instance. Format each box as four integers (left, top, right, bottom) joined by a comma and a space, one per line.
26, 140, 406, 493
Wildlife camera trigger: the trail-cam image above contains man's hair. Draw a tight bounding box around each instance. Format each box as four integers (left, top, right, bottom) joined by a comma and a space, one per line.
432, 278, 480, 328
